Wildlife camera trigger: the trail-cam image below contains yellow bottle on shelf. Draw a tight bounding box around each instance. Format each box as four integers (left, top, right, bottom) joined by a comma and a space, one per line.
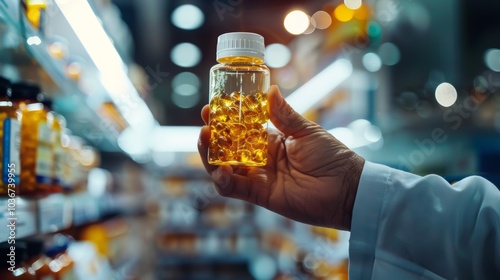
208, 32, 270, 166
42, 99, 65, 194
10, 82, 54, 196
21, 0, 47, 30
0, 77, 21, 196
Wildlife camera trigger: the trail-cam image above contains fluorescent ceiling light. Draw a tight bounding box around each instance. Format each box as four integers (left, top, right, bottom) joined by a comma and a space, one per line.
328, 119, 383, 150
55, 0, 156, 132
285, 58, 352, 115
151, 126, 201, 152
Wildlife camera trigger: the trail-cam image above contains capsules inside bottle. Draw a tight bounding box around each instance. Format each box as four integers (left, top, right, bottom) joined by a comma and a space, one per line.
208, 32, 270, 167
208, 90, 268, 166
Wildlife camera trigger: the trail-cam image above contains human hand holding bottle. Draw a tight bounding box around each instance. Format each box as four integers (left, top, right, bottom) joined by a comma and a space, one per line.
198, 85, 365, 230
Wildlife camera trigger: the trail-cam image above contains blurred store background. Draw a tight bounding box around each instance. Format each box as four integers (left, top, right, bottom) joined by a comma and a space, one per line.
0, 0, 499, 279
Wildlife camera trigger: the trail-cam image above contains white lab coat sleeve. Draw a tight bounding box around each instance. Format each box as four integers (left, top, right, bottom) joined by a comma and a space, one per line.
348, 161, 500, 280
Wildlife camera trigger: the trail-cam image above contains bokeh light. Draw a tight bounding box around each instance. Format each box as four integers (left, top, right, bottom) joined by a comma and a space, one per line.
171, 89, 200, 108
362, 52, 382, 72
284, 10, 310, 35
364, 124, 382, 143
171, 4, 204, 30
265, 43, 292, 68
344, 0, 362, 10
354, 4, 369, 20
170, 43, 201, 68
484, 48, 500, 72
334, 4, 354, 22
27, 36, 41, 45
378, 42, 401, 66
435, 82, 457, 107
302, 18, 316, 35
172, 71, 200, 90
249, 254, 278, 280
406, 2, 431, 31
311, 11, 332, 29
366, 21, 382, 38
276, 68, 299, 90
171, 72, 200, 108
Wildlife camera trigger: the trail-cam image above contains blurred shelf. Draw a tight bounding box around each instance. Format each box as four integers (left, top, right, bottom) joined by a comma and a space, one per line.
1, 0, 159, 153
0, 197, 37, 241
0, 192, 145, 243
157, 222, 257, 236
0, 0, 121, 151
156, 252, 251, 265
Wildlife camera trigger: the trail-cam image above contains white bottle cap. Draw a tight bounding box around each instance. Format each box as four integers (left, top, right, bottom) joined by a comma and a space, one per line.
216, 32, 265, 61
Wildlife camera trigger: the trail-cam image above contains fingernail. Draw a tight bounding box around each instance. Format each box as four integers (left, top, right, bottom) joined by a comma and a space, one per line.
212, 167, 231, 190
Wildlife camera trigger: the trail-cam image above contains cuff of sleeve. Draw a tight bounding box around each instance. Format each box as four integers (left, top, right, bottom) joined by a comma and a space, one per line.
348, 161, 392, 279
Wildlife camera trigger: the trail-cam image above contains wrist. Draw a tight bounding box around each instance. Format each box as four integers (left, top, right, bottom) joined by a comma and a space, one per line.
339, 153, 365, 231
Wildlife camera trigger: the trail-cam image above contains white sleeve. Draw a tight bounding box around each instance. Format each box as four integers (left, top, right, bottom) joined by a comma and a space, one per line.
349, 161, 500, 280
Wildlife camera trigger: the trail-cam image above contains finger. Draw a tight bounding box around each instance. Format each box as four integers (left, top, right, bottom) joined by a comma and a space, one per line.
211, 165, 255, 203
201, 104, 210, 125
197, 125, 218, 175
267, 85, 313, 138
197, 126, 244, 199
211, 165, 237, 197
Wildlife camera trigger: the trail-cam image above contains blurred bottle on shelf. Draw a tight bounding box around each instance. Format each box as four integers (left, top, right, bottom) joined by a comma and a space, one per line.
51, 106, 67, 193
42, 98, 65, 194
10, 82, 53, 195
24, 239, 55, 280
0, 76, 21, 196
45, 234, 77, 280
63, 135, 98, 193
67, 241, 112, 280
21, 0, 47, 32
46, 37, 69, 60
0, 243, 36, 279
310, 226, 339, 242
80, 218, 129, 266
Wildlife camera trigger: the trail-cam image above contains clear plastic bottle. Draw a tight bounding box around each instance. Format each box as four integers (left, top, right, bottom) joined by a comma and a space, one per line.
0, 77, 21, 196
10, 82, 53, 195
208, 32, 270, 166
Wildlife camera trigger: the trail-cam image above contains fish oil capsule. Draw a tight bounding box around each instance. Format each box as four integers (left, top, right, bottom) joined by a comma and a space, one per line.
208, 32, 270, 166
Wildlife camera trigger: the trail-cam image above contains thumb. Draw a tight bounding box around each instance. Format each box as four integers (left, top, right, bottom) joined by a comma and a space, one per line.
268, 85, 313, 137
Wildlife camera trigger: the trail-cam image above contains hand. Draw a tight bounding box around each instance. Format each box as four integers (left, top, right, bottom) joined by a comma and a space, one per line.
197, 85, 365, 230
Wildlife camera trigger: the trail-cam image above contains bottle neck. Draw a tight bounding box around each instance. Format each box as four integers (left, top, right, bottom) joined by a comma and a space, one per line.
217, 56, 264, 65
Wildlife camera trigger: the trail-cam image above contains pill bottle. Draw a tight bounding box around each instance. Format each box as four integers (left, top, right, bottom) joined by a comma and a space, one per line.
42, 99, 65, 193
45, 234, 76, 280
208, 32, 270, 166
0, 77, 21, 196
10, 82, 53, 195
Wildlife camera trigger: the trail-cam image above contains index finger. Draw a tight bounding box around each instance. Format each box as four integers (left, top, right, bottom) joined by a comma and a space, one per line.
201, 104, 209, 125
